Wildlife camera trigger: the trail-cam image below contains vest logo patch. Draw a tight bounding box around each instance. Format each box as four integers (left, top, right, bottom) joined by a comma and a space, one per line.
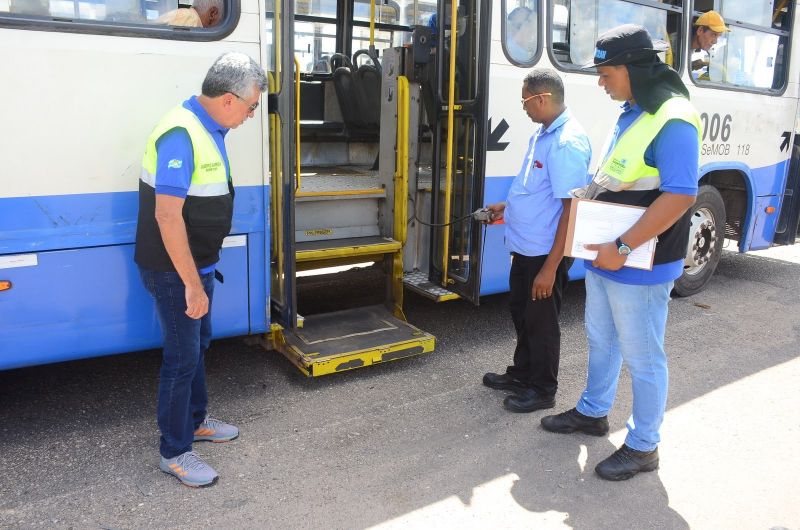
608, 157, 627, 175
167, 159, 183, 169
200, 161, 223, 172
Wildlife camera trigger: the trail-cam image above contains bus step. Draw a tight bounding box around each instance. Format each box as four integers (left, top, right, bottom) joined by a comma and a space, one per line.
277, 305, 435, 376
296, 236, 401, 263
295, 170, 385, 201
403, 270, 460, 302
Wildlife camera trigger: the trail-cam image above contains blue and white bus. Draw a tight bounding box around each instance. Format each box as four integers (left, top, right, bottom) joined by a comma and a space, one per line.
1, 0, 798, 375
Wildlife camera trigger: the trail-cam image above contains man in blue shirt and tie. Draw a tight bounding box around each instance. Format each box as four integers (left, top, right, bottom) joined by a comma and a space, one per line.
483, 68, 591, 413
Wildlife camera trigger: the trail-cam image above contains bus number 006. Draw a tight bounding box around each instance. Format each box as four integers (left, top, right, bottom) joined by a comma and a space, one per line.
700, 113, 732, 142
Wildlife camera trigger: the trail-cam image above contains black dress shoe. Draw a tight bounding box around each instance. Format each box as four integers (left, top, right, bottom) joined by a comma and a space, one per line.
595, 445, 659, 481
482, 372, 528, 392
540, 408, 609, 436
503, 389, 555, 413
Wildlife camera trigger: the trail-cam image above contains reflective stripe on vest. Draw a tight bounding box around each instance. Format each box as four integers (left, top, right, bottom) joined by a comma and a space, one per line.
592, 97, 701, 192
140, 106, 228, 196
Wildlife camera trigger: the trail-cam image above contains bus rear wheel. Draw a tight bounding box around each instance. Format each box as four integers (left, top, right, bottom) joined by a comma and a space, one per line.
673, 185, 726, 297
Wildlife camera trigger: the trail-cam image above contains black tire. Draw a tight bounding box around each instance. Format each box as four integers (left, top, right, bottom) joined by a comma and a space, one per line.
673, 185, 726, 297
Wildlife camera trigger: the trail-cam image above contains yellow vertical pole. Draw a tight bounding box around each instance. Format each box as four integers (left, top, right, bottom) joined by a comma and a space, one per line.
369, 0, 376, 47
440, 0, 458, 285
393, 76, 410, 318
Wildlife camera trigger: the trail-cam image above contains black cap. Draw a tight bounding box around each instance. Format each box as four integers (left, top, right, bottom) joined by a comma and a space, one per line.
585, 24, 668, 68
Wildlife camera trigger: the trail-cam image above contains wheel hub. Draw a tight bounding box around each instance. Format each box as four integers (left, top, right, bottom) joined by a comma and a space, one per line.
684, 208, 716, 275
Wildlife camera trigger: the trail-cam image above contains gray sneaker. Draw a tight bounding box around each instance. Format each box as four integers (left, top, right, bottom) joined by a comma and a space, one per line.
160, 451, 219, 488
194, 415, 239, 443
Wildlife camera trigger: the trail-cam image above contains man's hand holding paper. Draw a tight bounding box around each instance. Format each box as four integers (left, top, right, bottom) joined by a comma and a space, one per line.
564, 198, 657, 271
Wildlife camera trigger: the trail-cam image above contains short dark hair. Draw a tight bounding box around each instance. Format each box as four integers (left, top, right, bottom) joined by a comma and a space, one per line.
523, 67, 564, 104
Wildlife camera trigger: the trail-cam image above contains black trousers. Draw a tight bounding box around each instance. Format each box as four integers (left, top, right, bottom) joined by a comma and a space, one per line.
506, 253, 571, 397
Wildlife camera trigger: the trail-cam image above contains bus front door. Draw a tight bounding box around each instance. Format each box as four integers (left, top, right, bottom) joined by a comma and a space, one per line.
404, 0, 492, 306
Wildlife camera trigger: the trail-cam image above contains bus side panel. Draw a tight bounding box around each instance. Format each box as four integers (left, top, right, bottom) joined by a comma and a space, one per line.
748, 160, 791, 250
0, 184, 268, 370
0, 242, 246, 371
480, 176, 514, 296
246, 229, 269, 335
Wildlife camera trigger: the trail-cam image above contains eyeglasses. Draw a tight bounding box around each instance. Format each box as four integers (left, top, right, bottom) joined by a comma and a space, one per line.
232, 92, 259, 113
521, 92, 552, 107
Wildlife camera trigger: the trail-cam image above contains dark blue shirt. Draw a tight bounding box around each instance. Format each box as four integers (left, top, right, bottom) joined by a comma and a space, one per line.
585, 102, 699, 285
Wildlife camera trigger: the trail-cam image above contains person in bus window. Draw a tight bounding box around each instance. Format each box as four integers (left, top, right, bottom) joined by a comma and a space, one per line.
482, 68, 591, 414
541, 25, 700, 481
690, 10, 730, 81
155, 0, 224, 28
506, 6, 537, 64
135, 52, 267, 488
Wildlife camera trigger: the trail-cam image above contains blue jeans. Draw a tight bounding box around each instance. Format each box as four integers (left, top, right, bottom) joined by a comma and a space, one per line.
140, 268, 214, 459
576, 270, 673, 452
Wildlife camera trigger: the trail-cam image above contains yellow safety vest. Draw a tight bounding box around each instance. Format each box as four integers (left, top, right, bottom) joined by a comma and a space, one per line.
593, 97, 701, 193
140, 106, 228, 197
135, 105, 233, 272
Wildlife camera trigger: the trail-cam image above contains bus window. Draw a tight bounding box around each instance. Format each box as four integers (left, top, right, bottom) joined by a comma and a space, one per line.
691, 1, 793, 91
549, 0, 682, 71
295, 20, 337, 73
351, 0, 436, 27
0, 0, 236, 36
502, 0, 540, 66
351, 0, 411, 59
2, 0, 173, 22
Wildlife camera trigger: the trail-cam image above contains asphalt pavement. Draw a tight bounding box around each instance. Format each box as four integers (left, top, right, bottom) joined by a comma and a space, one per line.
1, 245, 798, 530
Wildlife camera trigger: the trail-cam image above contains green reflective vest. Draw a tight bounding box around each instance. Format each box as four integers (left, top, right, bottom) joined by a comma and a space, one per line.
594, 96, 701, 193
135, 105, 233, 272
140, 106, 228, 196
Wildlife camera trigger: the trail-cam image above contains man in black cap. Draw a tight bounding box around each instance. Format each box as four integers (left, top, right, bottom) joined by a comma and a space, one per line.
540, 24, 700, 481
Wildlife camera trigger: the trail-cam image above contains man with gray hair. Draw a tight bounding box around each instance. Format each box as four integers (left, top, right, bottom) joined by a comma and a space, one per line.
156, 0, 224, 28
135, 52, 267, 488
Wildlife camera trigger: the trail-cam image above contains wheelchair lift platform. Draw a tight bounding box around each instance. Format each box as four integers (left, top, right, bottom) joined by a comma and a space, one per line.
275, 305, 435, 377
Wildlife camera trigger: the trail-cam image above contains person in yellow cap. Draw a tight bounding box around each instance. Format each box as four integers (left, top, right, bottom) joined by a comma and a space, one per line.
691, 11, 731, 80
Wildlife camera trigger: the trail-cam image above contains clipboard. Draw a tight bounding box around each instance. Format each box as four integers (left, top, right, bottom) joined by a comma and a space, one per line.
564, 198, 657, 271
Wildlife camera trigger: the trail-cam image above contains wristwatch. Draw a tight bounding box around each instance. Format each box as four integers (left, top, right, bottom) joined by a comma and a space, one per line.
615, 237, 632, 256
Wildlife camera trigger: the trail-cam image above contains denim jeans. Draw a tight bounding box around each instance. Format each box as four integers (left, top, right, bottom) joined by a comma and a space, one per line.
576, 270, 673, 452
140, 268, 214, 459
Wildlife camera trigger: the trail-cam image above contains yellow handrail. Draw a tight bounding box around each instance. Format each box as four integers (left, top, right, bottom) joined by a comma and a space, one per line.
369, 0, 375, 47
275, 0, 281, 90
440, 0, 458, 286
393, 76, 410, 318
293, 56, 301, 192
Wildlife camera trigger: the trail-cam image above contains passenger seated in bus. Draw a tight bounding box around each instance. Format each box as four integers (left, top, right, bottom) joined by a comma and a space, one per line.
506, 6, 537, 64
155, 0, 223, 28
690, 10, 730, 81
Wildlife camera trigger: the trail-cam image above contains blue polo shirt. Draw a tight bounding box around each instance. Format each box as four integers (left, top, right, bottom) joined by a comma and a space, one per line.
154, 96, 231, 274
584, 101, 699, 285
504, 108, 591, 257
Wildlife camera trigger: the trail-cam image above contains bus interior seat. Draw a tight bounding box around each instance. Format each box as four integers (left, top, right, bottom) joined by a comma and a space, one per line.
332, 66, 368, 130
351, 49, 381, 131
356, 64, 381, 130
329, 51, 383, 137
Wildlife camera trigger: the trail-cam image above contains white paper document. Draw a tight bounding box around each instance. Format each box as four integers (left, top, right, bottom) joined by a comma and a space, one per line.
565, 199, 656, 271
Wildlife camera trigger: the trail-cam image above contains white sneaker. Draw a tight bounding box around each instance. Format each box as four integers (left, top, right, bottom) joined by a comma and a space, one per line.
194, 415, 239, 443
160, 451, 219, 488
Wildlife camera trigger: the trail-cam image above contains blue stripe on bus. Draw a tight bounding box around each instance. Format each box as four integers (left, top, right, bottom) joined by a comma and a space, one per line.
0, 185, 269, 371
0, 185, 267, 254
479, 158, 789, 295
